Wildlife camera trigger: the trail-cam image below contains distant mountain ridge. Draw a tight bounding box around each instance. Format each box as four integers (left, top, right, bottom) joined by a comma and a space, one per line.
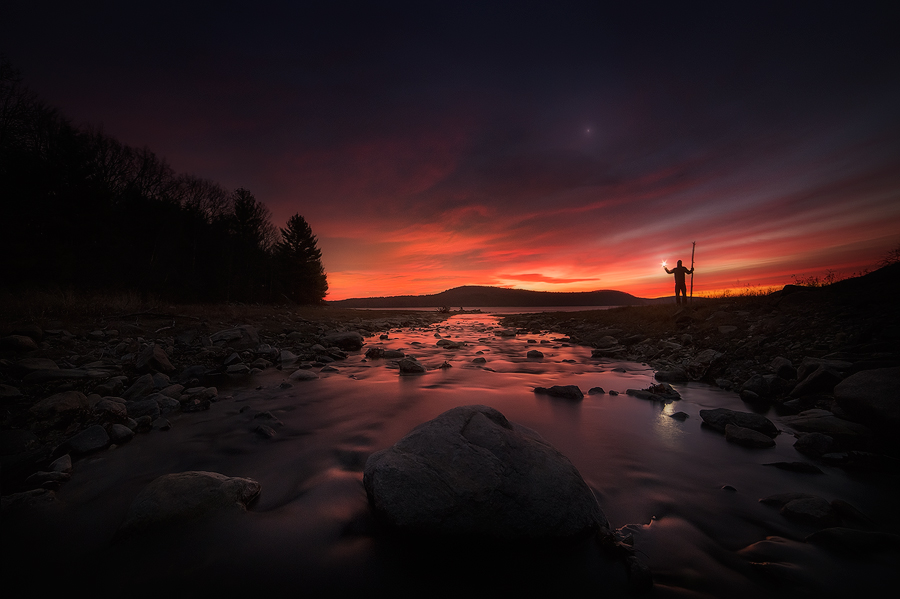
328, 285, 652, 308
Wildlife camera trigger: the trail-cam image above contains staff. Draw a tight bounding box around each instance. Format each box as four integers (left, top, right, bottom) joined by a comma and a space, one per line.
690, 241, 696, 303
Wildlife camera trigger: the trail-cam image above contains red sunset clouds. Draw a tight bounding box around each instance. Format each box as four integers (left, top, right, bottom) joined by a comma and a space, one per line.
3, 2, 897, 300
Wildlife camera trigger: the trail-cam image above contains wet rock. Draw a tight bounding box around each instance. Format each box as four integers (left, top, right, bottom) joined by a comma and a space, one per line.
833, 367, 900, 428
534, 385, 584, 401
127, 398, 161, 420
398, 358, 426, 374
109, 424, 135, 444
780, 496, 841, 527
793, 432, 834, 457
725, 424, 776, 448
472, 357, 487, 364
210, 325, 259, 350
136, 344, 175, 374
94, 398, 129, 422
790, 366, 844, 397
796, 357, 852, 383
699, 408, 778, 437
122, 374, 156, 400
30, 391, 91, 421
669, 412, 689, 421
740, 374, 770, 400
322, 331, 364, 351
255, 425, 276, 438
64, 424, 110, 455
363, 405, 607, 540
588, 387, 606, 395
685, 348, 724, 379
93, 377, 125, 397
49, 454, 72, 473
771, 356, 797, 380
117, 471, 261, 538
779, 409, 872, 441
289, 369, 318, 381
526, 349, 544, 359
627, 383, 681, 403
654, 367, 688, 382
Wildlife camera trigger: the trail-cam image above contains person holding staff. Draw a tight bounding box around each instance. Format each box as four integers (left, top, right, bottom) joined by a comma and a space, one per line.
663, 259, 694, 305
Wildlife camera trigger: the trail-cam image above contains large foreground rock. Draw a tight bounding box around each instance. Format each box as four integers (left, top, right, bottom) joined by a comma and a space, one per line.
117, 471, 261, 538
834, 367, 900, 428
363, 405, 606, 540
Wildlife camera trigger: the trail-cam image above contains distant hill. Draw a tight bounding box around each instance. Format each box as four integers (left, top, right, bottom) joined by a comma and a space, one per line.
328, 285, 652, 308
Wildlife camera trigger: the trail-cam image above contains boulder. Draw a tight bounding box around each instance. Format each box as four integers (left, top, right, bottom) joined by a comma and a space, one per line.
136, 344, 175, 374
117, 471, 261, 538
363, 405, 606, 540
209, 325, 259, 350
322, 331, 364, 351
780, 409, 872, 441
627, 383, 680, 403
289, 369, 318, 381
725, 424, 776, 448
64, 425, 110, 455
780, 496, 841, 527
793, 432, 834, 457
29, 391, 91, 421
790, 366, 844, 397
398, 358, 426, 374
771, 357, 797, 380
654, 367, 688, 382
834, 367, 900, 428
699, 408, 778, 437
534, 385, 584, 401
526, 349, 544, 359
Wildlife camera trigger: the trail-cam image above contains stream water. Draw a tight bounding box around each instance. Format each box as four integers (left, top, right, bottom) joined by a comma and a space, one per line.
7, 314, 897, 597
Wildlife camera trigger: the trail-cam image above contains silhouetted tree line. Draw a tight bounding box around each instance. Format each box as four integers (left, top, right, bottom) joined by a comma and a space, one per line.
0, 58, 327, 303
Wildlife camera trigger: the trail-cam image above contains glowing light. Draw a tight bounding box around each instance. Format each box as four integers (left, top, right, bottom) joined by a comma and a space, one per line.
661, 260, 667, 268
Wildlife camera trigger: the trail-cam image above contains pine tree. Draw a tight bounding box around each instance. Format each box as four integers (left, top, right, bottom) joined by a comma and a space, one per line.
276, 213, 328, 303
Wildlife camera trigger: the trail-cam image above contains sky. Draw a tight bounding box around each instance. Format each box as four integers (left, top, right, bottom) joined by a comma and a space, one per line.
3, 1, 899, 300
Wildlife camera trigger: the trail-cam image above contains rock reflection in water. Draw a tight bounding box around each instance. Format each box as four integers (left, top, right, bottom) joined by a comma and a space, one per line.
6, 314, 897, 596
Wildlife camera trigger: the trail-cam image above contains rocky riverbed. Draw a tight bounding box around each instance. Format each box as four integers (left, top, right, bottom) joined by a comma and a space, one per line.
1, 306, 449, 494
501, 263, 900, 460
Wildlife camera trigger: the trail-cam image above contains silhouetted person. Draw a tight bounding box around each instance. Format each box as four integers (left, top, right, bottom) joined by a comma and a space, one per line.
664, 260, 694, 305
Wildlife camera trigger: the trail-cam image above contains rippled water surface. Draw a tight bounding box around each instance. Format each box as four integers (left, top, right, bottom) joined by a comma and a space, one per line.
9, 314, 898, 596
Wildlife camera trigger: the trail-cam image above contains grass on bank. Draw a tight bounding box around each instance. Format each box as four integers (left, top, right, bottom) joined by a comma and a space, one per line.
0, 287, 444, 335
